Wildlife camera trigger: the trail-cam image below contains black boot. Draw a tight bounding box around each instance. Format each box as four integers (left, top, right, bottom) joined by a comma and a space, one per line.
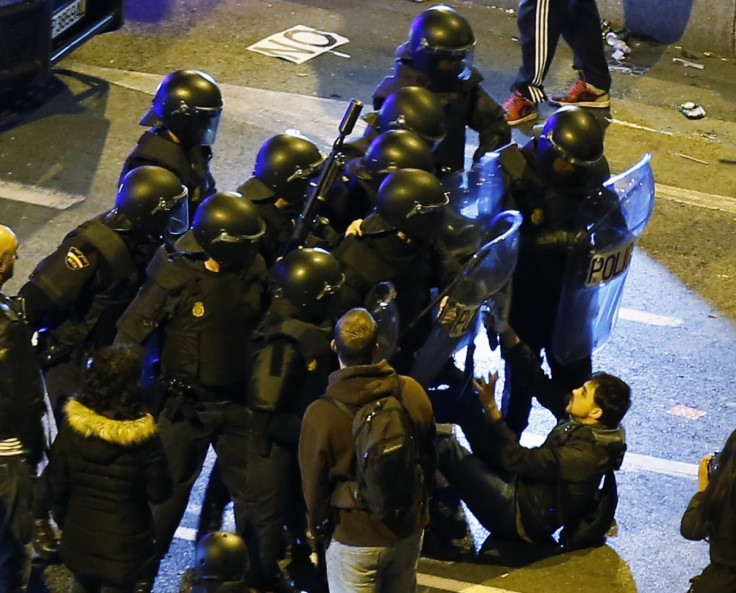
32, 517, 59, 561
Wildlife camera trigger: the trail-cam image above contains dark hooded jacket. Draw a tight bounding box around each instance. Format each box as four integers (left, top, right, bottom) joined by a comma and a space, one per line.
681, 491, 736, 591
48, 399, 172, 585
299, 360, 436, 546
373, 43, 510, 174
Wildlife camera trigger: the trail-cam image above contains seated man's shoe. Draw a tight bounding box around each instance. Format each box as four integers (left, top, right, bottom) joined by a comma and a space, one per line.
32, 517, 59, 560
421, 528, 463, 561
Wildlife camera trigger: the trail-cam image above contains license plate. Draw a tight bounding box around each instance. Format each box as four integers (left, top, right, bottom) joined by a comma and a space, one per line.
51, 0, 87, 39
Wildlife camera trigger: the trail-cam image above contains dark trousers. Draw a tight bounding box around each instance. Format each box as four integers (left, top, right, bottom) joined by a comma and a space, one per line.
0, 456, 34, 593
241, 432, 293, 585
153, 400, 251, 557
512, 0, 611, 102
436, 434, 519, 540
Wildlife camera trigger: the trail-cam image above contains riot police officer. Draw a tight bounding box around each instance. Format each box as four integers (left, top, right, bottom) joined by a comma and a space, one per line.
496, 105, 620, 435
373, 5, 510, 175
237, 132, 326, 265
332, 168, 450, 374
115, 191, 269, 566
20, 166, 187, 408
324, 129, 436, 234
239, 248, 342, 593
0, 225, 47, 591
120, 69, 223, 228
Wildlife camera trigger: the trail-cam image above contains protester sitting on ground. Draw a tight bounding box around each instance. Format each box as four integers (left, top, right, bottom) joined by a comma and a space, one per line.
48, 345, 172, 593
681, 428, 736, 592
439, 320, 631, 550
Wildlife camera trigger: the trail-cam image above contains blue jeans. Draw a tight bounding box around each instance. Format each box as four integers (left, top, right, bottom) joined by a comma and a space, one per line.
0, 456, 34, 593
325, 531, 423, 593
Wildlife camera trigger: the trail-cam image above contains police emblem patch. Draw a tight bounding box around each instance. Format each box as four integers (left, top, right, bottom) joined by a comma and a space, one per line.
306, 359, 318, 372
531, 208, 545, 225
65, 246, 90, 270
192, 301, 205, 317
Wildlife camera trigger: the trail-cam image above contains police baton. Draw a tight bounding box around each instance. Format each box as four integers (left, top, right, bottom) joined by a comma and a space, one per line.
281, 98, 363, 256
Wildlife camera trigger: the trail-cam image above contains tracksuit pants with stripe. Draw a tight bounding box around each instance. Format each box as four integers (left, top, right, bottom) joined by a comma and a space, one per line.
511, 0, 611, 103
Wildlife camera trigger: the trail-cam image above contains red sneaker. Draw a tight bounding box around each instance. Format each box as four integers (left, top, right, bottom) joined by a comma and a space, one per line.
503, 91, 538, 126
549, 79, 610, 108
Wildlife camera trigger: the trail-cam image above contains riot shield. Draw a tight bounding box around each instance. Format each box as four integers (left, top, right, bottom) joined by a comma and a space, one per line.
441, 153, 505, 259
365, 281, 400, 363
550, 153, 655, 364
410, 209, 523, 387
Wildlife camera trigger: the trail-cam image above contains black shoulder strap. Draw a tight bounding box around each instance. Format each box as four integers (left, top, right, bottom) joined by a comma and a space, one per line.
77, 220, 137, 279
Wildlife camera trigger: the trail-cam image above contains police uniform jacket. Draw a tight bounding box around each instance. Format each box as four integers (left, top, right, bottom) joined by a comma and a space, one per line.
681, 491, 736, 590
372, 43, 510, 174
299, 360, 436, 546
115, 247, 269, 392
247, 299, 333, 446
332, 222, 449, 371
0, 292, 46, 465
19, 215, 154, 356
48, 398, 172, 585
121, 126, 216, 209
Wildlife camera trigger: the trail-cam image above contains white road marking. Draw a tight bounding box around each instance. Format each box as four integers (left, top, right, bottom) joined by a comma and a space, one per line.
417, 574, 516, 593
0, 179, 85, 209
618, 307, 683, 327
656, 183, 736, 214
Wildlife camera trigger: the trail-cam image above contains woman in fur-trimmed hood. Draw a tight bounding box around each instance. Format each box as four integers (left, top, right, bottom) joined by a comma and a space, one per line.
48, 345, 172, 592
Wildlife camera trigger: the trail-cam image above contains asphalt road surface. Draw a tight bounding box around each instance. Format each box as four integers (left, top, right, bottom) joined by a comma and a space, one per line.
3, 1, 736, 591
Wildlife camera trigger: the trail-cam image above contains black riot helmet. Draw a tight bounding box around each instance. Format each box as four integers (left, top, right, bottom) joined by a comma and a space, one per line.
375, 168, 449, 241
194, 532, 248, 582
180, 191, 266, 270
113, 166, 188, 239
378, 86, 446, 146
362, 130, 435, 186
141, 70, 223, 147
270, 248, 344, 321
407, 5, 476, 85
253, 133, 324, 204
535, 106, 605, 190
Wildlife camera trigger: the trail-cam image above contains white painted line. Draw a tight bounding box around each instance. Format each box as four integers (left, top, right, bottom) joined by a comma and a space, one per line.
417, 573, 515, 593
618, 307, 683, 327
174, 526, 197, 542
656, 183, 736, 214
0, 180, 85, 209
608, 118, 674, 136
622, 451, 697, 479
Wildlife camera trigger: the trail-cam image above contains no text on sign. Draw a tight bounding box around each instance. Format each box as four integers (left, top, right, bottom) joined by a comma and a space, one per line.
247, 25, 350, 64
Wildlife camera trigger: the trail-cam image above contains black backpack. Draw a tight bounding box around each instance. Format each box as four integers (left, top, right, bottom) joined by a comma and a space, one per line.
329, 377, 426, 527
559, 467, 619, 550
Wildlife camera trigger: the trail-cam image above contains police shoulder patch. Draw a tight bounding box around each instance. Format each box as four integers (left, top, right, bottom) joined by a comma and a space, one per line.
65, 246, 90, 270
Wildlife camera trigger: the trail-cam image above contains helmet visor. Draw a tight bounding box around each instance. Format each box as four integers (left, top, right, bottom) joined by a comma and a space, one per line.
196, 108, 223, 146
405, 192, 450, 219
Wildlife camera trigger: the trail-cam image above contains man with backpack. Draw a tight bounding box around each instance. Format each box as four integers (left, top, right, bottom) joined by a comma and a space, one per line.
299, 308, 437, 593
439, 319, 630, 550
